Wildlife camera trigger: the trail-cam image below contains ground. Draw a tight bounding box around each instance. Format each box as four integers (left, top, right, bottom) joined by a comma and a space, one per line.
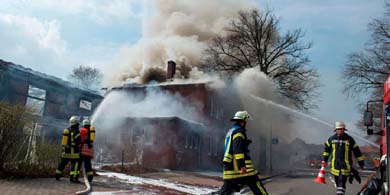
0, 168, 376, 195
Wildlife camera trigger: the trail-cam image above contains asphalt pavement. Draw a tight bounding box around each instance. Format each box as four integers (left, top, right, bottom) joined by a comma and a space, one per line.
0, 169, 375, 195
262, 169, 372, 195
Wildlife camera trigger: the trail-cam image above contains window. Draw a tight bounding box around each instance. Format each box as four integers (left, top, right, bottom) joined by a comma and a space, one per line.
25, 85, 46, 115
189, 135, 193, 149
132, 128, 141, 143
386, 103, 390, 129
209, 97, 224, 119
214, 138, 218, 156
144, 127, 153, 145
208, 136, 212, 156
194, 135, 198, 149
185, 135, 189, 149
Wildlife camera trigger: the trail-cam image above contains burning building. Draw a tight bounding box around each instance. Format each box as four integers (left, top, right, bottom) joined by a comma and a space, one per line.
94, 59, 327, 172
94, 61, 231, 170
0, 59, 103, 142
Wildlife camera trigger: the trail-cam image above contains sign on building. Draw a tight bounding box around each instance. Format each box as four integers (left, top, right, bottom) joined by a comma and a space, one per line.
80, 100, 92, 110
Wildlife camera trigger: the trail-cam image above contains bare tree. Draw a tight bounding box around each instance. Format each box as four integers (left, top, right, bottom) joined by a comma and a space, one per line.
343, 3, 390, 96
68, 65, 103, 90
343, 2, 390, 128
205, 9, 319, 110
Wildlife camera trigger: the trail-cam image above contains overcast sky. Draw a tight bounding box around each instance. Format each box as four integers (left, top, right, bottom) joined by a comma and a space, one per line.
0, 0, 386, 134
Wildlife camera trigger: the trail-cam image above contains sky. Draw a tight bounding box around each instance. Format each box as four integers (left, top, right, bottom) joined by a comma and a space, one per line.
255, 0, 386, 130
0, 0, 386, 135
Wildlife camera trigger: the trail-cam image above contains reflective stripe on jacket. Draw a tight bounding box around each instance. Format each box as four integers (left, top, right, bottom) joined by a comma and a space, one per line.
222, 124, 258, 180
322, 133, 364, 176
61, 126, 81, 159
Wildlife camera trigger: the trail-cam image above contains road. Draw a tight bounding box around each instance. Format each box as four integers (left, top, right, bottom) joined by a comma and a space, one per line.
0, 169, 375, 195
261, 170, 372, 195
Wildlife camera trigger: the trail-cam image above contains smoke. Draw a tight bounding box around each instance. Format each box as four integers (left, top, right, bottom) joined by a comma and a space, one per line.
92, 87, 201, 125
95, 0, 343, 171
103, 0, 257, 86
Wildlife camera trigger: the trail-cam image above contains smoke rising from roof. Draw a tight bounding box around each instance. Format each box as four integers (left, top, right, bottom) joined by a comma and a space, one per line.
95, 0, 340, 171
103, 0, 257, 86
92, 87, 201, 126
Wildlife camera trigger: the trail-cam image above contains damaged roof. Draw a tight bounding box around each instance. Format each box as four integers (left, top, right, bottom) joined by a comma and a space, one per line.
0, 59, 101, 97
109, 81, 209, 90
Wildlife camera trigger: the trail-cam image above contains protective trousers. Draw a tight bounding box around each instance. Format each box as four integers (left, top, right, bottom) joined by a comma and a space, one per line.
334, 174, 348, 195
217, 175, 268, 195
55, 158, 80, 182
79, 155, 94, 182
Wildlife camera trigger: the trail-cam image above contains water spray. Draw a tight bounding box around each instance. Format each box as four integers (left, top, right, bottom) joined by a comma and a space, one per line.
250, 95, 380, 148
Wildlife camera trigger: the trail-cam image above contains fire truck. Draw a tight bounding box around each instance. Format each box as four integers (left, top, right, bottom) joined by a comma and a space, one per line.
364, 76, 390, 194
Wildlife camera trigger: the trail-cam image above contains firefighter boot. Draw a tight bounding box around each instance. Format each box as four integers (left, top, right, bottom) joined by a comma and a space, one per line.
69, 175, 74, 183
72, 175, 80, 183
87, 175, 93, 183
70, 174, 80, 183
55, 170, 62, 181
55, 173, 61, 181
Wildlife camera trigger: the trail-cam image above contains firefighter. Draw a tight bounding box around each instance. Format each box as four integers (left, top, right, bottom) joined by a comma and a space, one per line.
321, 121, 365, 195
55, 116, 82, 183
79, 118, 95, 182
215, 111, 268, 195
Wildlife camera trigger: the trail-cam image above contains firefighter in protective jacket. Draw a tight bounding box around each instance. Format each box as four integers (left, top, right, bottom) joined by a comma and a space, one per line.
79, 118, 95, 182
215, 111, 268, 195
55, 116, 82, 183
322, 121, 365, 195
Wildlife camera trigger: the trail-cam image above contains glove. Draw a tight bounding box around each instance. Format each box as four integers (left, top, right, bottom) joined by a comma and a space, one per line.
355, 174, 361, 184
351, 167, 362, 184
321, 161, 326, 167
348, 175, 354, 184
358, 161, 365, 169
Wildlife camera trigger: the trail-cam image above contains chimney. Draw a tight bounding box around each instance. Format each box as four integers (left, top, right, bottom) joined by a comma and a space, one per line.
166, 60, 176, 80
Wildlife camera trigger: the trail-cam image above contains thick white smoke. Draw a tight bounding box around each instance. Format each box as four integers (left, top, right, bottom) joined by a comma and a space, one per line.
92, 87, 201, 126
95, 0, 338, 171
103, 0, 257, 86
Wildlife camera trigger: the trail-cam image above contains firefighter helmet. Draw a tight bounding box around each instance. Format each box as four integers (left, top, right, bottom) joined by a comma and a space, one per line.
69, 116, 79, 126
82, 119, 90, 126
334, 121, 347, 130
231, 111, 251, 121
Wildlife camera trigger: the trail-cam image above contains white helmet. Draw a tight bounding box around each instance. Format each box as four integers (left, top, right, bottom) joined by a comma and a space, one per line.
82, 119, 90, 126
69, 116, 79, 126
231, 111, 251, 121
334, 121, 346, 130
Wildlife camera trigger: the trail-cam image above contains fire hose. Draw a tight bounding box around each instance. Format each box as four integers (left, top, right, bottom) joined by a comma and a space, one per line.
75, 162, 92, 195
